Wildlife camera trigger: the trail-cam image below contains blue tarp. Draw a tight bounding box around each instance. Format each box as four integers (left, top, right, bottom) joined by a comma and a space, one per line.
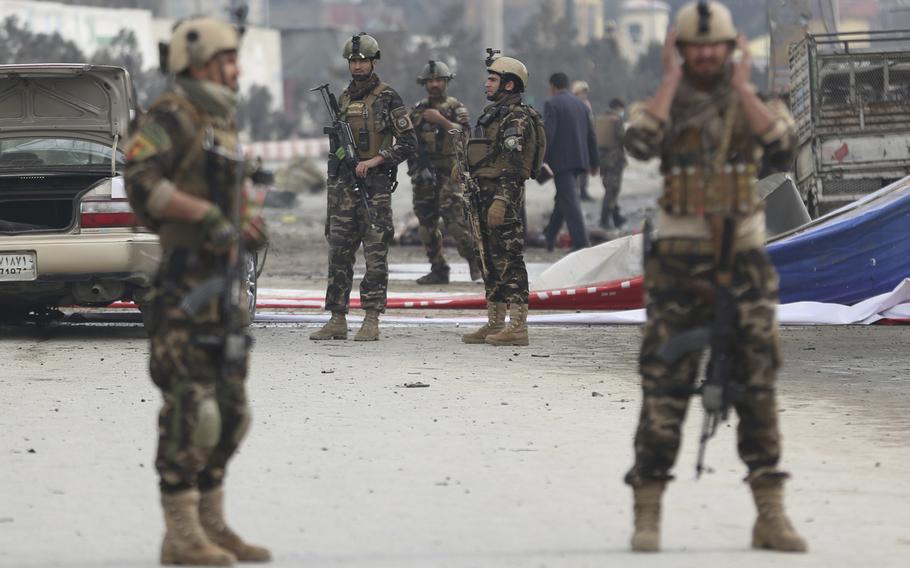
769, 177, 910, 305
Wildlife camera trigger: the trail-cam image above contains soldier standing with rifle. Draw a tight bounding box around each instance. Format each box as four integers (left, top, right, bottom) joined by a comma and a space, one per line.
461, 53, 546, 347
125, 17, 271, 565
309, 33, 417, 342
622, 1, 807, 554
409, 60, 481, 284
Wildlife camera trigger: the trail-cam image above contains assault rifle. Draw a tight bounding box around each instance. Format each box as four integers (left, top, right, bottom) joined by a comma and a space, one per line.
449, 128, 488, 279
180, 128, 251, 371
656, 218, 742, 478
310, 83, 375, 228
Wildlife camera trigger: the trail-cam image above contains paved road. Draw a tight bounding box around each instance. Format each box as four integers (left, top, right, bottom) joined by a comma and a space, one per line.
2, 322, 908, 567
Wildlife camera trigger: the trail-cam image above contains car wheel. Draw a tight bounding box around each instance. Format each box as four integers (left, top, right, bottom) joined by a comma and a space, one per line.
245, 252, 258, 324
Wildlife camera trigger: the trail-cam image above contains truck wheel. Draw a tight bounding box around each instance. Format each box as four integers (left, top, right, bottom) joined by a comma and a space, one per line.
806, 190, 820, 219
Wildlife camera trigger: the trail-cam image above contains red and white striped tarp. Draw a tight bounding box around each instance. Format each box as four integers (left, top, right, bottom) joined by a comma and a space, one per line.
243, 137, 329, 163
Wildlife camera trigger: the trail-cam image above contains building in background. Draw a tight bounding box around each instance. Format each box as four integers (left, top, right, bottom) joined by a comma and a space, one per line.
0, 0, 283, 108
617, 0, 670, 64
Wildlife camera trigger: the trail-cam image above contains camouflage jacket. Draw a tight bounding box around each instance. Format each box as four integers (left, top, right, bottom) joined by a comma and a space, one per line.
409, 95, 470, 166
124, 80, 263, 253
330, 74, 416, 183
624, 73, 795, 173
468, 93, 545, 201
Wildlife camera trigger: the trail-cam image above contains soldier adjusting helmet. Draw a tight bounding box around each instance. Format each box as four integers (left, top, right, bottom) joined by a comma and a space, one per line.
164, 17, 241, 75
417, 60, 454, 84
343, 33, 381, 60
675, 1, 737, 45
487, 56, 529, 93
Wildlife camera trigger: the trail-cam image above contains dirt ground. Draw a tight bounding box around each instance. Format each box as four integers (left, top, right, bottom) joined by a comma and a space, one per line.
2, 164, 909, 567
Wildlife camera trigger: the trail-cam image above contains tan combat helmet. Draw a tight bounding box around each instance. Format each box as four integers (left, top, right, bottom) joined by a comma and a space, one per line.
487, 56, 529, 92
164, 17, 241, 74
417, 60, 454, 84
571, 80, 590, 96
343, 33, 381, 60
675, 1, 737, 44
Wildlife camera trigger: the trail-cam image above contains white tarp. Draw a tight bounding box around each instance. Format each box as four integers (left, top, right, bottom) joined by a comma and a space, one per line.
530, 234, 643, 290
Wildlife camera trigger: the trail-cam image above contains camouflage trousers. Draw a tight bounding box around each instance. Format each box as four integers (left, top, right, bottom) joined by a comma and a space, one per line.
148, 288, 250, 494
412, 164, 474, 272
625, 243, 787, 486
324, 173, 395, 313
477, 178, 529, 304
599, 151, 625, 223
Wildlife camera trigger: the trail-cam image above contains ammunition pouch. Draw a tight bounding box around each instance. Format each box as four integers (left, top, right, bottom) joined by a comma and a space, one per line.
466, 138, 493, 169
659, 163, 760, 217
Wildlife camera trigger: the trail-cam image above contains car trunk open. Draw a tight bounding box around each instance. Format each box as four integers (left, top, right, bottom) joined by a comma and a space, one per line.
0, 64, 132, 234
0, 172, 109, 233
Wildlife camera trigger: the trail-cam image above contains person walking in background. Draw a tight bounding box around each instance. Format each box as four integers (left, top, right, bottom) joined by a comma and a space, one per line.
571, 80, 595, 202
542, 72, 598, 252
596, 98, 628, 229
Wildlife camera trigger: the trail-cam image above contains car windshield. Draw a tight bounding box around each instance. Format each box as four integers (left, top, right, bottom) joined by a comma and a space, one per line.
0, 138, 125, 170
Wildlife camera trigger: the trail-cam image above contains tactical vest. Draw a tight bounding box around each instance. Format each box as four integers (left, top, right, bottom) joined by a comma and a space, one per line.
659, 90, 761, 218
467, 101, 545, 180
148, 93, 242, 250
595, 112, 622, 150
415, 97, 461, 160
340, 82, 391, 161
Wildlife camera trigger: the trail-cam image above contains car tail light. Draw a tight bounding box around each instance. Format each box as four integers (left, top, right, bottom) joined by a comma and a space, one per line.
80, 198, 140, 228
79, 178, 141, 229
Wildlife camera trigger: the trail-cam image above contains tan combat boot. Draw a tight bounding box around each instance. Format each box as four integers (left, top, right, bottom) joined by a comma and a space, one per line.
160, 489, 236, 566
630, 480, 666, 552
354, 309, 380, 341
199, 487, 272, 563
750, 478, 808, 552
310, 312, 347, 340
485, 303, 529, 346
462, 302, 506, 344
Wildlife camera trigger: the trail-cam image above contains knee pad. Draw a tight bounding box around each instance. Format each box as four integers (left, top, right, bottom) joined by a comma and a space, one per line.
417, 225, 435, 243
191, 397, 222, 450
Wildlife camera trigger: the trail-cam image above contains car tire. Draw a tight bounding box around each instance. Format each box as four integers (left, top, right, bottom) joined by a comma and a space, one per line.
245, 252, 258, 325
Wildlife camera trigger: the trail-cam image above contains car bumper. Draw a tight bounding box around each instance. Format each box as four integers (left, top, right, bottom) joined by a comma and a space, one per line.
0, 232, 160, 307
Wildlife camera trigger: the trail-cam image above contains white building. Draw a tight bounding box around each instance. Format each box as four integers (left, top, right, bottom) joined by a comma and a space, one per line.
617, 0, 670, 64
0, 0, 283, 109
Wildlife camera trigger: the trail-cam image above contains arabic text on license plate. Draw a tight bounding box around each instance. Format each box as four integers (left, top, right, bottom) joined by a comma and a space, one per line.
0, 252, 37, 282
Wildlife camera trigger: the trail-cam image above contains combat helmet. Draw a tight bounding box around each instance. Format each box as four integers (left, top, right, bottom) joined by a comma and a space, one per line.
487, 56, 529, 92
343, 33, 381, 60
571, 80, 590, 96
417, 60, 455, 84
675, 1, 737, 44
163, 17, 241, 74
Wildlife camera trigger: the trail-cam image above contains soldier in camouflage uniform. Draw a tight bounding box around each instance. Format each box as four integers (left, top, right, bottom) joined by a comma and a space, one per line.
461, 56, 546, 347
595, 98, 628, 229
124, 17, 270, 566
409, 60, 480, 284
310, 33, 417, 342
622, 2, 806, 554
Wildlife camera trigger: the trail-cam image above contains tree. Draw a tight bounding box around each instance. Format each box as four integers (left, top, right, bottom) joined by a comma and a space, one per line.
91, 29, 167, 109
0, 16, 86, 64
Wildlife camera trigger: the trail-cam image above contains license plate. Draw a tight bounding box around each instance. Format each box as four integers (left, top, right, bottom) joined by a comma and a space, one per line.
0, 251, 37, 281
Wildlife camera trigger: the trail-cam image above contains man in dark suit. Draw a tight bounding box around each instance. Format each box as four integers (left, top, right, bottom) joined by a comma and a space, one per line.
542, 72, 599, 251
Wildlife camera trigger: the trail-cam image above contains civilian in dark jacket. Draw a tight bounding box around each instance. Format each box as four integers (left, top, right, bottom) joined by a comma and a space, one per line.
542, 72, 599, 251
